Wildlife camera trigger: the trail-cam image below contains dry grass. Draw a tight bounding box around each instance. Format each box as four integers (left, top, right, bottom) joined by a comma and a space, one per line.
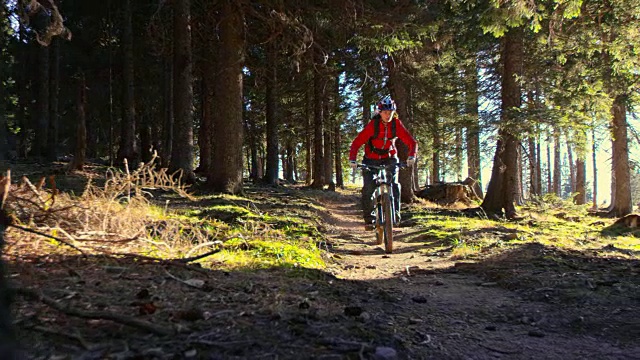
2, 157, 327, 271
2, 159, 217, 262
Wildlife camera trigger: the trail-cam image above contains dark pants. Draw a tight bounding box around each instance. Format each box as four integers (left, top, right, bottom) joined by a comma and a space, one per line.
361, 157, 401, 224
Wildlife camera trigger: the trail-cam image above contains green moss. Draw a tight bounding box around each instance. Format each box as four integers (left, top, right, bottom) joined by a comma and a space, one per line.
260, 214, 322, 239
211, 238, 325, 270
201, 204, 260, 223
403, 204, 640, 257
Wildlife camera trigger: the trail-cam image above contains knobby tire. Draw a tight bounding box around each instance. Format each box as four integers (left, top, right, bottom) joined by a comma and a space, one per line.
382, 193, 393, 253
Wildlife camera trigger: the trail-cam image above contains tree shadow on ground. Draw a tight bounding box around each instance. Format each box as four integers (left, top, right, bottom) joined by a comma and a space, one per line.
427, 242, 640, 344
7, 253, 427, 360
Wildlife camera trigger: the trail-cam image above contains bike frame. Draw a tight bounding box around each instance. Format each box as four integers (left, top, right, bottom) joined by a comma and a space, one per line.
357, 162, 405, 253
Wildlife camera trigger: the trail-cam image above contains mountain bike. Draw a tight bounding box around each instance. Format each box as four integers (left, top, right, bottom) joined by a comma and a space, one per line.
357, 162, 406, 254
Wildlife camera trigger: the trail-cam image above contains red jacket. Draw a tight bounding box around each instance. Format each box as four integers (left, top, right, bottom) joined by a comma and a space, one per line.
349, 117, 417, 161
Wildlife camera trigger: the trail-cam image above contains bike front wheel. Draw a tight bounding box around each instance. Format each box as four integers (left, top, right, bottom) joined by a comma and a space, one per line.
381, 193, 393, 253
375, 201, 384, 245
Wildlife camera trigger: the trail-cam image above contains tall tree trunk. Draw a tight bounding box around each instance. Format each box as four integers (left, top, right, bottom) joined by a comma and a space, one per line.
35, 44, 49, 158
481, 28, 523, 219
566, 134, 575, 194
454, 128, 463, 181
198, 76, 213, 173
431, 117, 441, 184
198, 42, 215, 174
47, 38, 59, 161
334, 67, 343, 188
285, 142, 295, 183
15, 25, 29, 159
108, 16, 115, 165
0, 35, 6, 160
610, 141, 616, 209
244, 108, 259, 180
208, 0, 245, 194
310, 50, 325, 189
264, 43, 279, 185
575, 156, 587, 205
592, 127, 598, 208
170, 0, 195, 182
609, 95, 632, 216
140, 114, 152, 163
387, 55, 415, 203
553, 128, 561, 196
465, 62, 482, 197
323, 82, 334, 188
323, 127, 333, 187
335, 121, 343, 188
516, 145, 524, 205
528, 138, 538, 196
162, 55, 174, 168
361, 73, 373, 124
526, 93, 539, 197
118, 0, 137, 164
535, 135, 542, 195
195, 5, 213, 175
69, 74, 87, 171
305, 80, 312, 184
546, 136, 552, 194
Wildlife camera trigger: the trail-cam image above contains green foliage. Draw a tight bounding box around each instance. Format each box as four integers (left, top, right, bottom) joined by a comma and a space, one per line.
219, 238, 324, 270
405, 202, 638, 256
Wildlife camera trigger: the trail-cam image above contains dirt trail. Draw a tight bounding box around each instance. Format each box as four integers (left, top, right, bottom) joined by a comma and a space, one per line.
318, 191, 640, 360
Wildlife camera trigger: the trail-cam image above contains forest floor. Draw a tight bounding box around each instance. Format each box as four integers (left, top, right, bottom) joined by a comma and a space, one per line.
2, 162, 640, 360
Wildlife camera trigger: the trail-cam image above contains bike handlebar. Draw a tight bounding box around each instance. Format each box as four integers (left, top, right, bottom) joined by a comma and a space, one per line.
356, 162, 407, 171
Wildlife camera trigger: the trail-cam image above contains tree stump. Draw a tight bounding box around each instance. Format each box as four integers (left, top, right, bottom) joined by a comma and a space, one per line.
417, 177, 482, 205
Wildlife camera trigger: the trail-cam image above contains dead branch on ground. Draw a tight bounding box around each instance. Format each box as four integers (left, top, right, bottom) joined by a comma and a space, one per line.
14, 287, 175, 336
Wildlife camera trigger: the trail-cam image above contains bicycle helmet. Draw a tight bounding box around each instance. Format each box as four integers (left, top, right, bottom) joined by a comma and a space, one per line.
377, 96, 397, 111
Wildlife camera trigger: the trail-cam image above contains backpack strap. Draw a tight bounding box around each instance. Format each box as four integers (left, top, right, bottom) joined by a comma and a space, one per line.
367, 116, 397, 156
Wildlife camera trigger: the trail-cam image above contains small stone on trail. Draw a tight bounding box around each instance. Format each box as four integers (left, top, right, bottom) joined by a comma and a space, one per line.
184, 349, 197, 358
373, 347, 398, 360
366, 265, 377, 269
344, 265, 356, 270
405, 265, 420, 276
358, 312, 371, 322
344, 306, 363, 317
480, 282, 498, 287
528, 330, 545, 338
411, 296, 428, 304
135, 288, 150, 299
299, 300, 310, 309
434, 280, 445, 286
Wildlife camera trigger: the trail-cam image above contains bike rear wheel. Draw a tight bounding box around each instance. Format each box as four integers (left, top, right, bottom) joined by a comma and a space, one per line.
381, 193, 393, 253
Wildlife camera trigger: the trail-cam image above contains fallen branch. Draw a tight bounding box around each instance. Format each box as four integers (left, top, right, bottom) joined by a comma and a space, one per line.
14, 287, 175, 336
10, 224, 86, 255
179, 247, 223, 263
30, 325, 93, 350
